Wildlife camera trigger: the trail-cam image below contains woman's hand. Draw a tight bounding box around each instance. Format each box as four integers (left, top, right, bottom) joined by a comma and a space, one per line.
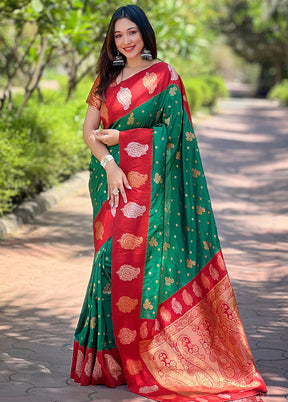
94, 129, 119, 146
105, 160, 131, 208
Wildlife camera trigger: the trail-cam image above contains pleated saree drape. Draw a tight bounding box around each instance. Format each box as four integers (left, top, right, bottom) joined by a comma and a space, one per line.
71, 62, 267, 402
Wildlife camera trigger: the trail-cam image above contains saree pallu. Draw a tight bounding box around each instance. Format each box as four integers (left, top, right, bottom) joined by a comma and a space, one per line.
71, 62, 267, 401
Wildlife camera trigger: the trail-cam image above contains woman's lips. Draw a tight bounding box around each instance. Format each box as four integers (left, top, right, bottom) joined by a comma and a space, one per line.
123, 45, 136, 52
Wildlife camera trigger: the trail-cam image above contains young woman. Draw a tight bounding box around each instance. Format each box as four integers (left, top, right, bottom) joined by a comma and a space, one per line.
70, 5, 267, 402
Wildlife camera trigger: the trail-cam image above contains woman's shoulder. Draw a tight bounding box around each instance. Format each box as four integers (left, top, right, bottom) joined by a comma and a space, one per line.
154, 61, 180, 82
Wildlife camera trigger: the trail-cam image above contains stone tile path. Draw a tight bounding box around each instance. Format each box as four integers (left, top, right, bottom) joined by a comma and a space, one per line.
0, 97, 287, 401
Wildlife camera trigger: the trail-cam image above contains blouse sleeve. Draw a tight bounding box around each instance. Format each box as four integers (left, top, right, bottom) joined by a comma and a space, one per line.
86, 76, 102, 110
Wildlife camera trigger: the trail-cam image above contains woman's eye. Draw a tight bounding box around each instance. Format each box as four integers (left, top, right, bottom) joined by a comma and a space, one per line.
115, 34, 121, 39
130, 31, 137, 35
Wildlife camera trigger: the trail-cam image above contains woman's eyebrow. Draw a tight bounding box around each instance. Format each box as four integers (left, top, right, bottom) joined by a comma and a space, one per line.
114, 26, 138, 33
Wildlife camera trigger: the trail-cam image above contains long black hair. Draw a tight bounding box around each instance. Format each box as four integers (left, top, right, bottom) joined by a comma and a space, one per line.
96, 5, 157, 100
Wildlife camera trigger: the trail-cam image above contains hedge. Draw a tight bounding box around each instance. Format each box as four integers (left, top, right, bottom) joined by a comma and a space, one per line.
0, 85, 90, 216
268, 79, 288, 106
0, 75, 227, 216
183, 75, 228, 113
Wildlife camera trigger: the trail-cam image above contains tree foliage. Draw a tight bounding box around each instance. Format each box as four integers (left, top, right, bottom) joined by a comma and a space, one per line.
0, 0, 220, 114
212, 0, 288, 94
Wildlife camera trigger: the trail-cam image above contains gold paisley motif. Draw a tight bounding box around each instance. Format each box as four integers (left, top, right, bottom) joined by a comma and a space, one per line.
75, 349, 84, 378
140, 322, 148, 339
118, 233, 143, 249
92, 357, 102, 381
116, 264, 141, 281
143, 72, 157, 94
116, 296, 138, 313
160, 306, 171, 323
182, 289, 193, 306
116, 87, 132, 110
118, 328, 137, 345
121, 202, 146, 219
104, 354, 122, 380
176, 151, 181, 160
84, 352, 94, 377
209, 264, 220, 280
90, 317, 96, 329
163, 242, 170, 251
94, 221, 104, 240
127, 171, 148, 188
126, 359, 143, 375
201, 273, 211, 290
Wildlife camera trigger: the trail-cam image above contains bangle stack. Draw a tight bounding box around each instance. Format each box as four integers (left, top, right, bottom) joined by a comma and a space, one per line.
100, 154, 114, 169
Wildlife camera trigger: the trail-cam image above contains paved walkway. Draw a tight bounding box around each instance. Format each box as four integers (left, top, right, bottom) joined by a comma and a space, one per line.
0, 97, 287, 401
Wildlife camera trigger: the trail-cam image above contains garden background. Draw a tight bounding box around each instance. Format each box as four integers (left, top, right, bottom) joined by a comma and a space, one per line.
0, 0, 287, 216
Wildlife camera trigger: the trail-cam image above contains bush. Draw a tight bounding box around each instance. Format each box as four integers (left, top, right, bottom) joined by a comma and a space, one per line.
268, 80, 288, 106
0, 82, 91, 216
183, 75, 228, 113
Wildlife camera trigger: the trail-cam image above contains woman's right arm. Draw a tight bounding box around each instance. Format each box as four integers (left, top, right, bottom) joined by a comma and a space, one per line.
83, 106, 130, 207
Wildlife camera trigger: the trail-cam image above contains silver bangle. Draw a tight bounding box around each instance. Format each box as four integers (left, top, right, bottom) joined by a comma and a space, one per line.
100, 154, 114, 169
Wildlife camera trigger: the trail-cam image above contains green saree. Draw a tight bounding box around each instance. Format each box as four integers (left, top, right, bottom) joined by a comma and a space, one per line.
71, 61, 267, 401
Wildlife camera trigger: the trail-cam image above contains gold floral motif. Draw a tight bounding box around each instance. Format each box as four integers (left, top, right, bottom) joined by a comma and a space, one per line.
118, 233, 143, 249
209, 264, 219, 280
192, 281, 203, 297
126, 359, 143, 375
140, 322, 148, 339
217, 253, 226, 271
127, 112, 134, 125
124, 142, 148, 157
121, 202, 146, 219
143, 299, 153, 310
94, 221, 104, 240
176, 151, 181, 160
160, 306, 171, 323
75, 349, 84, 378
139, 385, 159, 393
116, 87, 132, 110
163, 242, 170, 251
203, 241, 212, 250
165, 277, 174, 286
182, 289, 193, 306
169, 86, 177, 96
103, 282, 111, 294
92, 357, 102, 381
186, 259, 196, 268
192, 168, 201, 178
117, 328, 137, 344
154, 173, 163, 184
149, 236, 158, 247
116, 296, 138, 313
104, 354, 122, 380
201, 273, 211, 290
172, 297, 183, 314
84, 352, 94, 377
166, 142, 174, 150
127, 171, 148, 188
143, 72, 158, 94
197, 206, 206, 215
116, 264, 141, 281
90, 317, 96, 329
185, 131, 196, 141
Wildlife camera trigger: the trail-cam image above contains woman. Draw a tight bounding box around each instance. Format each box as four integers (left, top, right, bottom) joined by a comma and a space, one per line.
71, 5, 267, 402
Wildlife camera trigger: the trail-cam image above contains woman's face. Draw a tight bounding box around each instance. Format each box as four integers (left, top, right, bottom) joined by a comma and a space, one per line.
114, 18, 144, 62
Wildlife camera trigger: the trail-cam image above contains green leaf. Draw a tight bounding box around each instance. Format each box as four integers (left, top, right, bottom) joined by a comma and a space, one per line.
31, 0, 44, 13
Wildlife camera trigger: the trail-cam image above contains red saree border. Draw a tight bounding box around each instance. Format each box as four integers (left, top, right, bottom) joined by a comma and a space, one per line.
70, 341, 125, 386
